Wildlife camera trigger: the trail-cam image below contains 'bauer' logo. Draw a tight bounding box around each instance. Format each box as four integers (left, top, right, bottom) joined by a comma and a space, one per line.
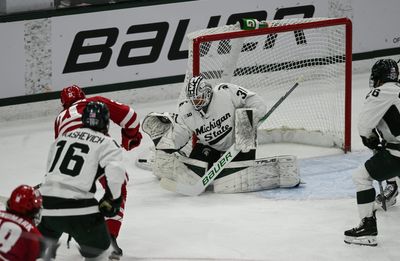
202, 151, 233, 185
63, 5, 315, 73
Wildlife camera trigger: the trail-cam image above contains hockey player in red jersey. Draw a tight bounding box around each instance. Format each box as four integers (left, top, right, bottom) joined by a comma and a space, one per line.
54, 84, 142, 259
0, 185, 43, 261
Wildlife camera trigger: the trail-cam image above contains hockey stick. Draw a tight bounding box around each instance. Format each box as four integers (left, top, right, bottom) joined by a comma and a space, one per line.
372, 128, 387, 211
0, 195, 7, 205
378, 181, 387, 211
160, 78, 302, 196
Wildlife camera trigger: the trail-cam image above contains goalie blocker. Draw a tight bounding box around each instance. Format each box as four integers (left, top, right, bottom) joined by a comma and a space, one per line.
140, 110, 300, 193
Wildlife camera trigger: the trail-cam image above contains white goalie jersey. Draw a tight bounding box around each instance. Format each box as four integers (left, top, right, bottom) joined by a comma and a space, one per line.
173, 83, 268, 152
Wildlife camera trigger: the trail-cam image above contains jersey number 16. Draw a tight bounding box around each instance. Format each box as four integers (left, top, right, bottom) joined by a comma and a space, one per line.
48, 141, 89, 177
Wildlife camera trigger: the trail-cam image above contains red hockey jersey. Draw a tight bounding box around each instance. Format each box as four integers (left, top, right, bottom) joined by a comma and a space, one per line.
0, 210, 42, 261
54, 96, 140, 139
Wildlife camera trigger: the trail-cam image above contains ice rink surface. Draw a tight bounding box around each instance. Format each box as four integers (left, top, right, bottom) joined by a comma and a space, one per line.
1, 72, 400, 260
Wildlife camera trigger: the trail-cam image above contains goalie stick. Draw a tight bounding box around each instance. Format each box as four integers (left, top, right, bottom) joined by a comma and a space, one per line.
160, 78, 302, 196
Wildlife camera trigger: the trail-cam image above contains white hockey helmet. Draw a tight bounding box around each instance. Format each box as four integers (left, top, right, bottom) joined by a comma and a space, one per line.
186, 76, 213, 111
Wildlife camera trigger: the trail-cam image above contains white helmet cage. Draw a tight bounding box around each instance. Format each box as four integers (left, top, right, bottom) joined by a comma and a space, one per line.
186, 76, 213, 111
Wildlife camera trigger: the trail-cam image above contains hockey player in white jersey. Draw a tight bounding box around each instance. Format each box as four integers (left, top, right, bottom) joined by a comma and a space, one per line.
176, 76, 266, 162
344, 59, 400, 246
38, 102, 126, 260
56, 84, 142, 259
142, 76, 300, 193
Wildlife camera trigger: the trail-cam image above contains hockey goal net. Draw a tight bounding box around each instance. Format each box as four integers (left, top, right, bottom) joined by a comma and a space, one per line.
180, 17, 352, 152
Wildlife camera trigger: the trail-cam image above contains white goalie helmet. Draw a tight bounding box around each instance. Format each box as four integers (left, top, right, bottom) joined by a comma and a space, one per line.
186, 76, 213, 111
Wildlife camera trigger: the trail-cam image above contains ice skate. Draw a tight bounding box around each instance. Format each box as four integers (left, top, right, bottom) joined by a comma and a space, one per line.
109, 236, 123, 260
344, 214, 377, 246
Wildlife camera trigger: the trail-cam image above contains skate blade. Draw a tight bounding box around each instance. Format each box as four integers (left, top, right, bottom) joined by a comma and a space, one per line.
109, 253, 121, 261
344, 235, 377, 246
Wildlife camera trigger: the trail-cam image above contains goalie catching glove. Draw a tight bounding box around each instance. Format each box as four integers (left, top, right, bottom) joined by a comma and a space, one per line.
99, 196, 122, 217
121, 128, 142, 150
141, 112, 175, 142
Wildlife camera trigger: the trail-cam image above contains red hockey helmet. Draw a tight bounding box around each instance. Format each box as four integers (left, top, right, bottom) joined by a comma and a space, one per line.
7, 185, 42, 220
60, 85, 86, 109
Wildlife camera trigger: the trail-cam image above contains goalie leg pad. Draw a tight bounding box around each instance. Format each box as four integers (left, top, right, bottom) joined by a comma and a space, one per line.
153, 150, 207, 185
153, 150, 173, 180
277, 155, 300, 187
213, 158, 280, 193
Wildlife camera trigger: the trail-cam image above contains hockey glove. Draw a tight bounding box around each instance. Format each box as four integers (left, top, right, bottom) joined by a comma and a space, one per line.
99, 196, 122, 217
361, 135, 380, 150
121, 128, 142, 151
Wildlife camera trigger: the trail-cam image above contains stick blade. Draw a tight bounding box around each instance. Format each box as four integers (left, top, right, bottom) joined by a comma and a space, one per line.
0, 195, 7, 205
378, 181, 387, 211
160, 178, 203, 196
160, 177, 177, 192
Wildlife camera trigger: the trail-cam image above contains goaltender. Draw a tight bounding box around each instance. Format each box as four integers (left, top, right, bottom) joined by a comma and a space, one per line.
141, 76, 300, 194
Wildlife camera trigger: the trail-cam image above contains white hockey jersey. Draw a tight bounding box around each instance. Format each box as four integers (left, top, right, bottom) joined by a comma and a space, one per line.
173, 83, 267, 151
358, 81, 400, 154
40, 128, 125, 216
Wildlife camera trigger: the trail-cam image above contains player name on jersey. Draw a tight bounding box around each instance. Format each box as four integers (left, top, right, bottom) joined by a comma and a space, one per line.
63, 130, 105, 144
0, 212, 34, 232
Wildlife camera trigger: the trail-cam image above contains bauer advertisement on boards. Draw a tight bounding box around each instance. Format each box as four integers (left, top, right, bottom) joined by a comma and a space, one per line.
0, 0, 399, 100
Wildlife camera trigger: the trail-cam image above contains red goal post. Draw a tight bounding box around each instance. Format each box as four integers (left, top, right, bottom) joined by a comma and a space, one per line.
181, 17, 352, 152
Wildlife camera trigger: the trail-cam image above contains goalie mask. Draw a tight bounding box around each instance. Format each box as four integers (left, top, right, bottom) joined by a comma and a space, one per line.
82, 101, 110, 134
369, 59, 399, 88
186, 76, 213, 111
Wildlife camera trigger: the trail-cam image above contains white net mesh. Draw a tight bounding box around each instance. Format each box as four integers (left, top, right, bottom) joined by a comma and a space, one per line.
180, 18, 351, 151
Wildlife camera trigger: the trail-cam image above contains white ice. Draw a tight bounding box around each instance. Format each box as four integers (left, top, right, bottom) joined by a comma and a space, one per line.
1, 71, 400, 261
